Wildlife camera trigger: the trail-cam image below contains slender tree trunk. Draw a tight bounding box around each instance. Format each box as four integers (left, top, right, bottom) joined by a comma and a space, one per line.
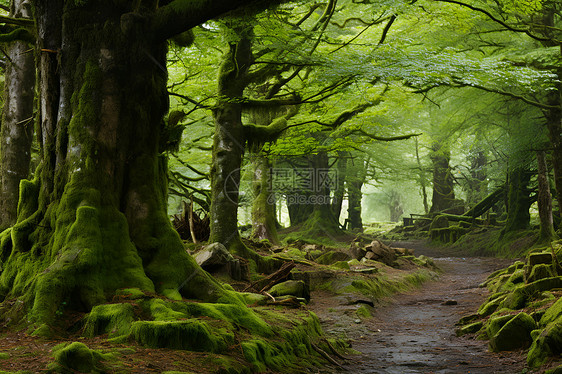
209, 31, 253, 256
414, 138, 429, 214
502, 167, 532, 235
331, 152, 347, 221
537, 151, 556, 241
0, 1, 228, 326
250, 152, 279, 244
347, 157, 367, 232
0, 0, 35, 230
429, 141, 456, 214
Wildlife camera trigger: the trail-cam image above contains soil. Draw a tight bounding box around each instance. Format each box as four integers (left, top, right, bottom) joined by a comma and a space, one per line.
309, 240, 533, 374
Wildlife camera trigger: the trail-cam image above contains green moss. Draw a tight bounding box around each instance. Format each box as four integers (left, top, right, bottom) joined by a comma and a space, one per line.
527, 321, 562, 368
83, 303, 135, 337
331, 261, 350, 270
456, 321, 483, 336
355, 305, 372, 319
485, 314, 515, 339
316, 251, 351, 265
0, 352, 8, 360
131, 320, 233, 352
540, 297, 562, 326
489, 312, 536, 352
115, 288, 146, 300
46, 342, 117, 373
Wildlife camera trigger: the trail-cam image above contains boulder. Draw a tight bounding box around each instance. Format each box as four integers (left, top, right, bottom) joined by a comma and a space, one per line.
456, 321, 483, 337
529, 252, 554, 267
489, 312, 536, 352
528, 322, 562, 368
194, 242, 242, 280
269, 280, 310, 301
526, 264, 556, 284
316, 251, 351, 265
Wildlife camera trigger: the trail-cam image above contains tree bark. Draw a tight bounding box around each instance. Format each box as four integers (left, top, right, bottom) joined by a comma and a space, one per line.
0, 0, 35, 231
0, 1, 235, 326
502, 167, 532, 235
208, 27, 253, 256
429, 141, 457, 214
537, 151, 556, 242
414, 138, 429, 214
250, 152, 279, 244
331, 152, 347, 221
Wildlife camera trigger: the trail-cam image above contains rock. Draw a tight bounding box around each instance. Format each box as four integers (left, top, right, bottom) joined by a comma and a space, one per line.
529, 252, 554, 267
457, 313, 480, 326
489, 312, 536, 352
528, 321, 562, 368
485, 314, 515, 339
353, 267, 378, 274
364, 251, 375, 260
269, 280, 310, 301
456, 321, 483, 337
442, 300, 458, 306
315, 251, 351, 265
526, 264, 556, 283
541, 297, 562, 326
393, 247, 413, 256
349, 242, 367, 260
195, 243, 233, 268
194, 242, 242, 280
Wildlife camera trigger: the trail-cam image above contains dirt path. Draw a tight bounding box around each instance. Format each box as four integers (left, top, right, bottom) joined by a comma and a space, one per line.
320, 240, 531, 374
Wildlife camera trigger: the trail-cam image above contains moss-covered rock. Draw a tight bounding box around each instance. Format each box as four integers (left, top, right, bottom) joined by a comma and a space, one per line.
478, 292, 507, 317
485, 314, 515, 339
489, 312, 536, 352
46, 342, 116, 373
528, 321, 562, 368
456, 321, 483, 337
130, 320, 233, 353
83, 303, 135, 338
269, 280, 310, 301
526, 264, 557, 284
528, 252, 554, 267
315, 251, 351, 265
540, 297, 562, 326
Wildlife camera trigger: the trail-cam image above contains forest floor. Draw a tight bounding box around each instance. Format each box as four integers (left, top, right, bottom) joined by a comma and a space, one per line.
0, 239, 556, 373
309, 240, 552, 374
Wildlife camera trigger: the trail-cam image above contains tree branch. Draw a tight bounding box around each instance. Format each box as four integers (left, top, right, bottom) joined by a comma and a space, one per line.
351, 130, 422, 141
0, 15, 34, 27
432, 0, 558, 43
152, 0, 286, 40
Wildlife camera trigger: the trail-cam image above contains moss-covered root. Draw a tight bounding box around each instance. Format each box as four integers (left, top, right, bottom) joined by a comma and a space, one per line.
46, 342, 117, 373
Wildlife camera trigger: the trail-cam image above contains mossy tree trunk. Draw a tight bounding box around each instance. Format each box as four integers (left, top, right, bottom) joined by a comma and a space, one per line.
250, 151, 279, 244
0, 0, 263, 326
300, 151, 342, 237
347, 156, 367, 232
502, 167, 532, 235
0, 0, 35, 231
208, 26, 253, 257
537, 151, 556, 242
429, 141, 456, 214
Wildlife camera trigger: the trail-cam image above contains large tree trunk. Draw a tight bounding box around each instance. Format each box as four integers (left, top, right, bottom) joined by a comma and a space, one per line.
347, 157, 366, 232
0, 1, 230, 326
537, 151, 556, 242
208, 31, 252, 256
0, 0, 35, 230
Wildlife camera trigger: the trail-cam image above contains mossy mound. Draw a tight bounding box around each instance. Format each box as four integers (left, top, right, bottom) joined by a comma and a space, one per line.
489, 312, 536, 352
130, 320, 233, 352
46, 342, 117, 373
